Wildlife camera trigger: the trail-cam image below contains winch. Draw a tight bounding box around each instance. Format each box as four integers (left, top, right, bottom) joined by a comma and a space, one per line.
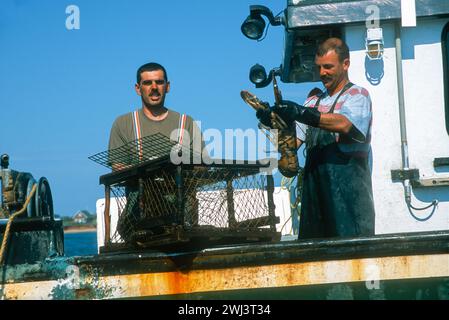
0, 153, 63, 265
0, 154, 54, 219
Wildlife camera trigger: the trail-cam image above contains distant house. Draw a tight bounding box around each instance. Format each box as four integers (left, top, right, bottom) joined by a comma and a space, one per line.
72, 211, 88, 224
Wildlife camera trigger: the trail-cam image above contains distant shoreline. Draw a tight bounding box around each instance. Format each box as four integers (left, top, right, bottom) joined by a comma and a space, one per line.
64, 226, 97, 234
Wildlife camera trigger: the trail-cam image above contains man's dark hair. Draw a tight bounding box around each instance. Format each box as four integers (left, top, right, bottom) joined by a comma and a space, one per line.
136, 62, 168, 84
316, 37, 350, 63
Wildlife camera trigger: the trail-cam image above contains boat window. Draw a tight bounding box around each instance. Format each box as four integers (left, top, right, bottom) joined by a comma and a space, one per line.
443, 22, 449, 135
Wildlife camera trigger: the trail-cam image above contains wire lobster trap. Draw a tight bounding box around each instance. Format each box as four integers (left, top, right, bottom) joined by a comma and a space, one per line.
89, 133, 280, 251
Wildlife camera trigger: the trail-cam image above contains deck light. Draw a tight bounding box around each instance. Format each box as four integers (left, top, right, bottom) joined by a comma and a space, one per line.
249, 64, 282, 88
249, 64, 268, 86
241, 5, 283, 40
366, 27, 384, 60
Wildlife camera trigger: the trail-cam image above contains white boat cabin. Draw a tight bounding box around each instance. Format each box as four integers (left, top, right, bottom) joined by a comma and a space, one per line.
277, 0, 449, 235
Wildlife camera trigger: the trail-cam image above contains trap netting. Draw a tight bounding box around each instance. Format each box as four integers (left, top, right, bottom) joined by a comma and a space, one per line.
90, 133, 278, 247
108, 165, 274, 244
88, 133, 185, 170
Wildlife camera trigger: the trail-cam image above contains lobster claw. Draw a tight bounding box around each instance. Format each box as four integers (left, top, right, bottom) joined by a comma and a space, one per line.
240, 90, 270, 111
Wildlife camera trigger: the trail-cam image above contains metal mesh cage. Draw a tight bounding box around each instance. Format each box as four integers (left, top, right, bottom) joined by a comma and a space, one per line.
90, 134, 280, 249
88, 133, 181, 170
109, 166, 275, 244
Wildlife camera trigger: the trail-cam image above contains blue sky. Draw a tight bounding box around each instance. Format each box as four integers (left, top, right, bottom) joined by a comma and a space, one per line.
0, 0, 312, 217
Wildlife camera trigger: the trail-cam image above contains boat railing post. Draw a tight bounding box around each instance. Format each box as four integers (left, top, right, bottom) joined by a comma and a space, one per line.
104, 185, 111, 245
176, 166, 184, 225
266, 173, 276, 232
226, 177, 237, 228
138, 178, 144, 220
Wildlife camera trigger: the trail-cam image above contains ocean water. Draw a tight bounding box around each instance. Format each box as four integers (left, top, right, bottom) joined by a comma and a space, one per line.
64, 231, 98, 257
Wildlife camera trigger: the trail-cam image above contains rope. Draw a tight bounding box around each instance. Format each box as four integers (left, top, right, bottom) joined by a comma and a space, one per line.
280, 214, 293, 234
279, 174, 302, 234
0, 184, 37, 266
280, 176, 296, 191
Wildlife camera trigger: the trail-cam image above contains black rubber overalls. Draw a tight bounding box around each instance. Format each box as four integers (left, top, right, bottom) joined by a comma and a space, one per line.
298, 83, 375, 239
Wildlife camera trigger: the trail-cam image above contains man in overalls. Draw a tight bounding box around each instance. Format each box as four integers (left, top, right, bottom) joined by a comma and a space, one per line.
273, 38, 375, 239
108, 62, 205, 242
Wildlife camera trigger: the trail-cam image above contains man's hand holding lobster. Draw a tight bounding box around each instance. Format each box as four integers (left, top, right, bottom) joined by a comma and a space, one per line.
240, 90, 300, 178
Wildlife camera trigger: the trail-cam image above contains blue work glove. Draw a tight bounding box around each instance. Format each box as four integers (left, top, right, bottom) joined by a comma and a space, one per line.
274, 100, 321, 127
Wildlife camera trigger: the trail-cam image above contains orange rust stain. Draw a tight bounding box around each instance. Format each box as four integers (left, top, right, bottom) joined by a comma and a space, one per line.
158, 271, 181, 295
351, 259, 362, 282
285, 264, 296, 284
281, 263, 308, 286
4, 289, 18, 300
132, 262, 322, 296
129, 262, 327, 296
399, 256, 411, 277
75, 288, 92, 299
102, 254, 449, 298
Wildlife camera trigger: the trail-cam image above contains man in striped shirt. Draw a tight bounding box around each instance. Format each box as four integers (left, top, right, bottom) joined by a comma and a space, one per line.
269, 38, 375, 239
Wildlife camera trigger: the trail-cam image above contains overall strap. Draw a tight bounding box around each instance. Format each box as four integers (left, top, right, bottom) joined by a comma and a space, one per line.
329, 82, 354, 114
177, 114, 187, 145
313, 82, 354, 114
313, 92, 324, 108
132, 110, 143, 161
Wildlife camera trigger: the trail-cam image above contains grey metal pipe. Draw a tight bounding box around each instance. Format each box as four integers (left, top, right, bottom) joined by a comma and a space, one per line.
394, 22, 410, 172
395, 21, 414, 206
394, 21, 438, 216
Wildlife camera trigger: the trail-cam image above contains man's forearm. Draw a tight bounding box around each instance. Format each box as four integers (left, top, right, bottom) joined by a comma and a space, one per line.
318, 113, 353, 134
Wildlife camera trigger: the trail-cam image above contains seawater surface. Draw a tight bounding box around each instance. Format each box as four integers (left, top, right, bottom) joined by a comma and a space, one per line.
64, 231, 98, 257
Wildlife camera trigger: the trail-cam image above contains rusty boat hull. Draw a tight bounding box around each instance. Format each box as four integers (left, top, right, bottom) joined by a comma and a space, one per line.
1, 230, 448, 300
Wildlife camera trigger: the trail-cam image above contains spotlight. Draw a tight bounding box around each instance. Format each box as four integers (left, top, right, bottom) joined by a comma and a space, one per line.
249, 65, 282, 88
241, 15, 266, 40
249, 64, 268, 85
241, 5, 283, 41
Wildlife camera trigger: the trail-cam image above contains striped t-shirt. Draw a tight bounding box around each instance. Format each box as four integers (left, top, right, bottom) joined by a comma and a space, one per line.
296, 84, 372, 156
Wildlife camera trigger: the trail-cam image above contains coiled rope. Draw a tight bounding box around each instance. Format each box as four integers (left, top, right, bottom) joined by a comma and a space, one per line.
0, 184, 37, 266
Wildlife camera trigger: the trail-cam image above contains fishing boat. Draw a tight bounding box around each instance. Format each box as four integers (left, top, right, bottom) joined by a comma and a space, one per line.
1, 0, 449, 300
